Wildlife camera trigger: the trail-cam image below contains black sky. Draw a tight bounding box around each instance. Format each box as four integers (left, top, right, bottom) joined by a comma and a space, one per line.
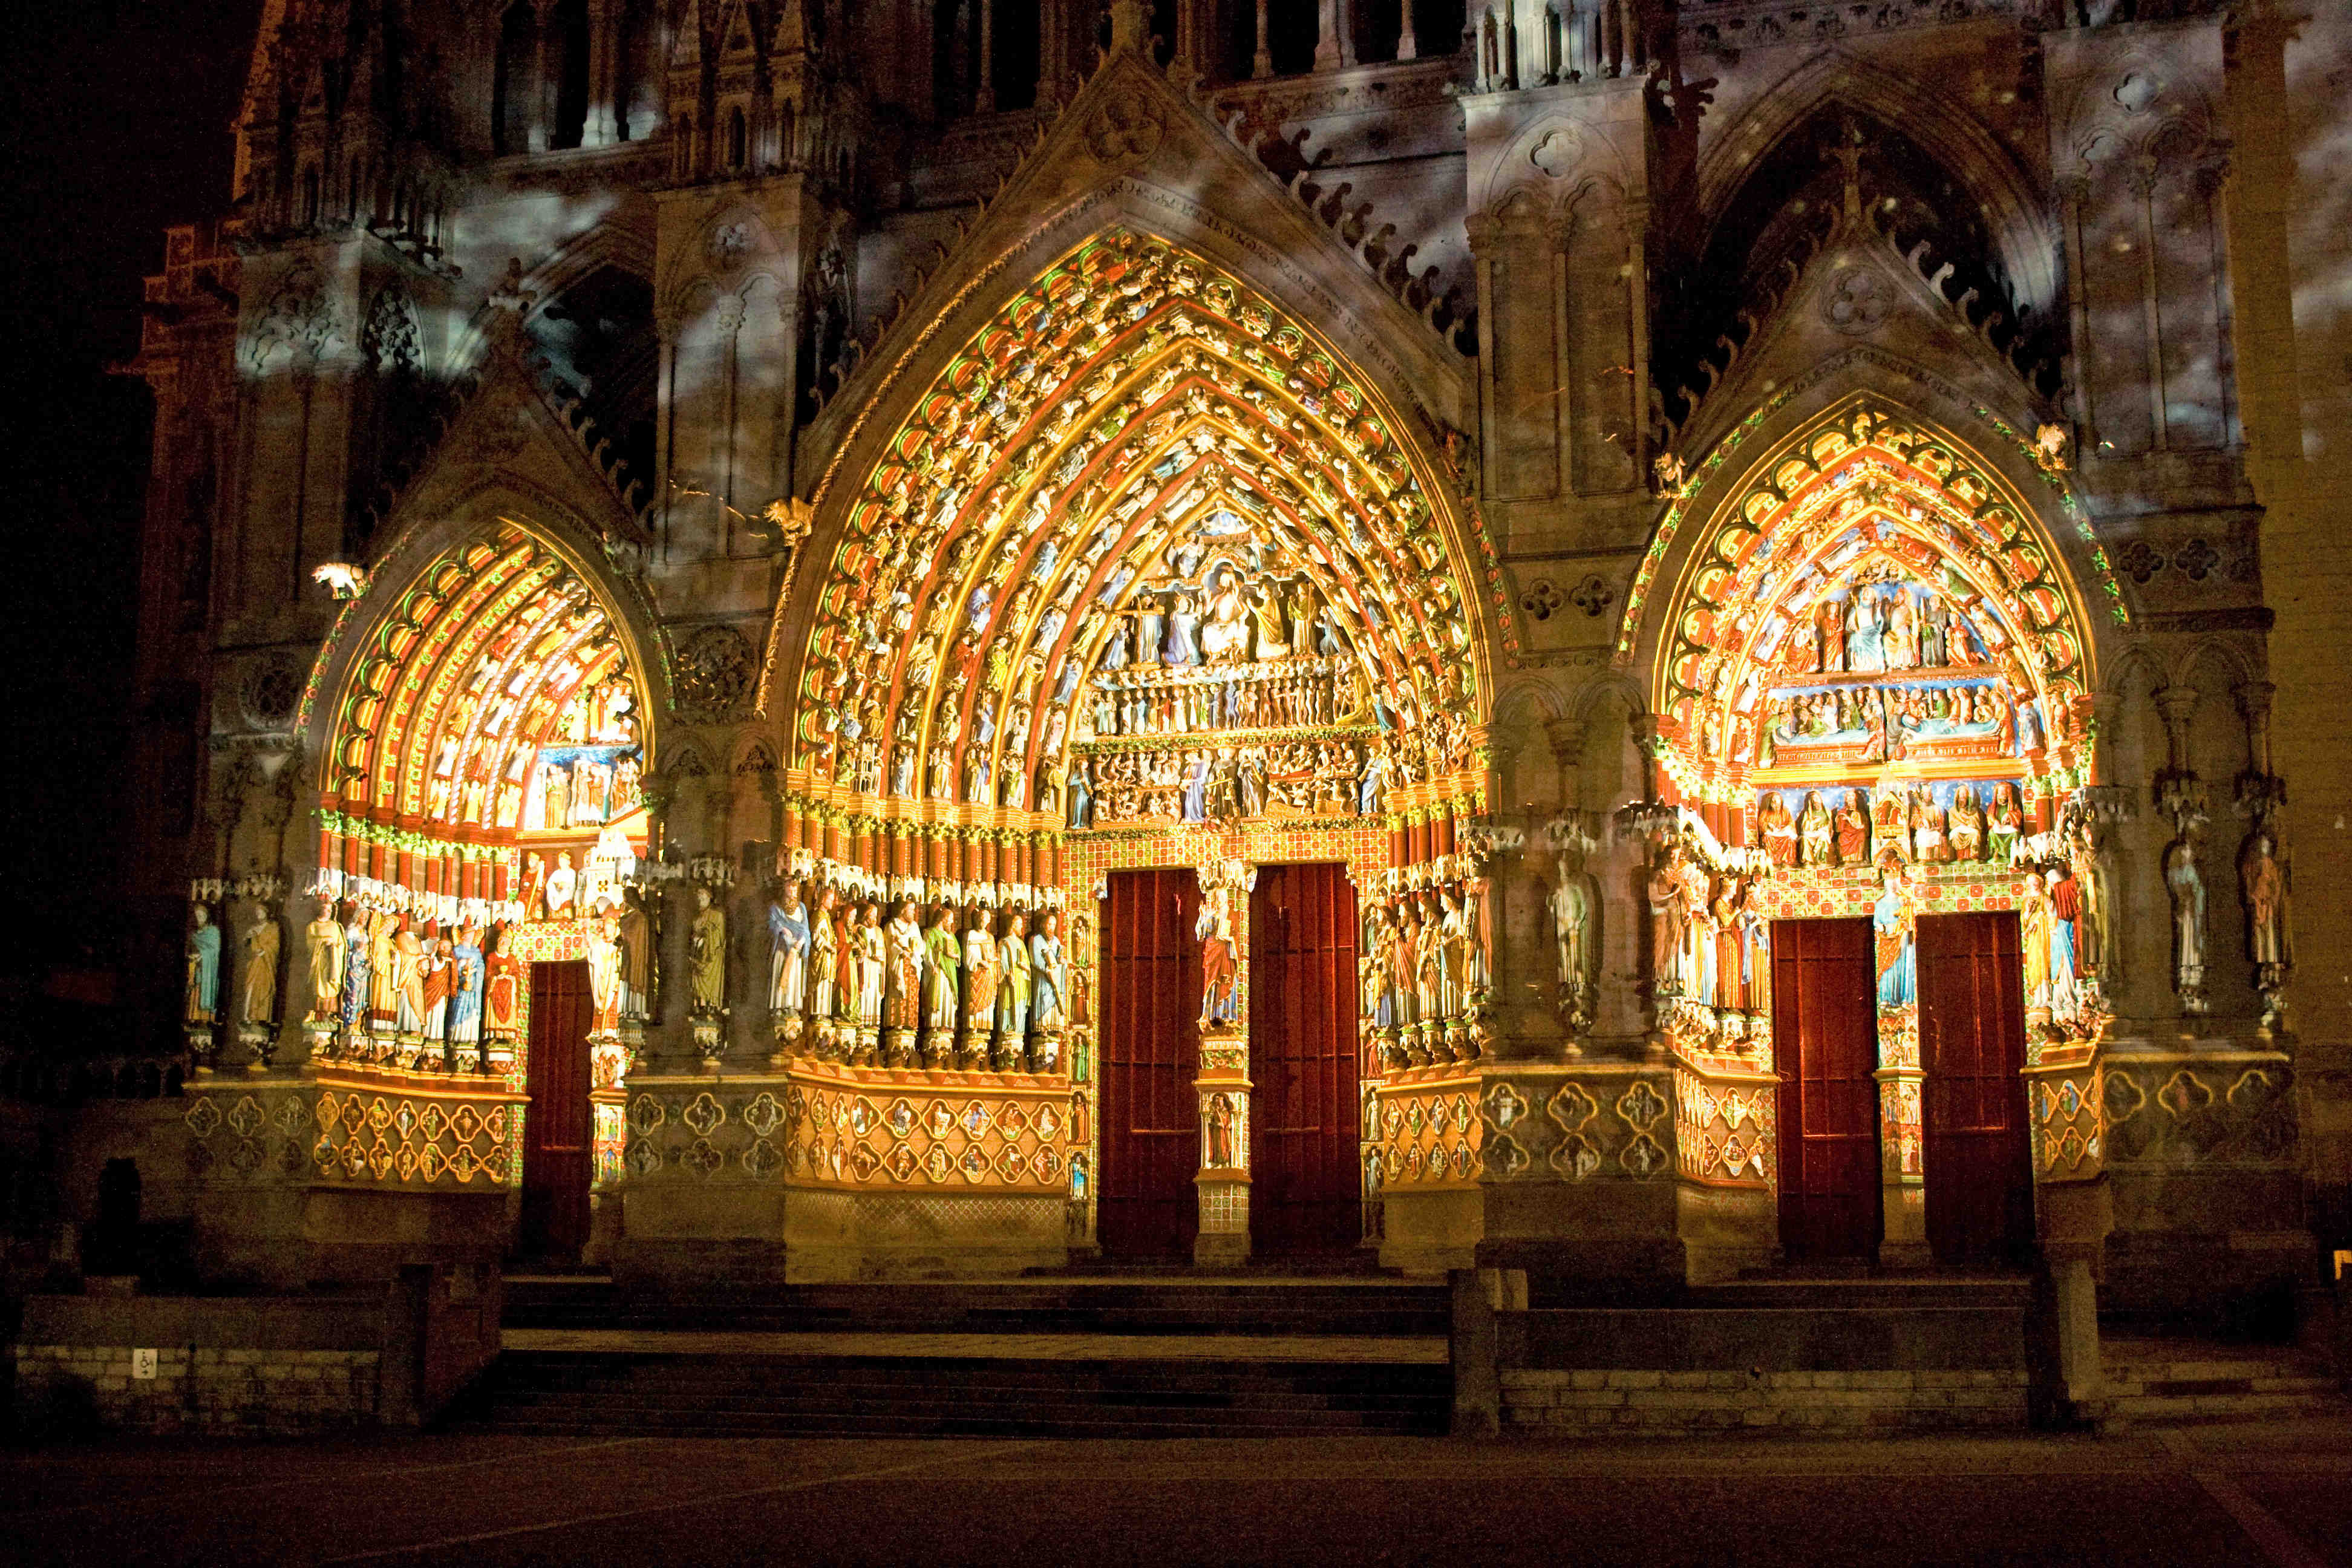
0, 0, 264, 981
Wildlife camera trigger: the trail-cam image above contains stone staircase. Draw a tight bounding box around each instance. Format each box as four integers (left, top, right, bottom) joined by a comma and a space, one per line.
2100, 1338, 2347, 1426
451, 1275, 1454, 1439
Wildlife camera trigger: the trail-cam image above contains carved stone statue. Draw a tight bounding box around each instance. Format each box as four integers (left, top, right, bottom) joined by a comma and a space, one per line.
768, 879, 811, 1016
2164, 837, 2207, 1014
240, 905, 281, 1027
810, 885, 839, 1022
2240, 831, 2284, 967
1204, 1091, 1239, 1168
1196, 890, 1239, 1030
586, 911, 622, 1033
884, 900, 926, 1031
1031, 910, 1068, 1031
2069, 818, 2126, 987
689, 885, 728, 1018
962, 907, 1000, 1060
924, 905, 962, 1037
617, 894, 655, 1021
1549, 867, 1592, 1019
855, 904, 886, 1028
998, 910, 1033, 1040
305, 901, 345, 1022
186, 904, 221, 1025
1647, 852, 1685, 998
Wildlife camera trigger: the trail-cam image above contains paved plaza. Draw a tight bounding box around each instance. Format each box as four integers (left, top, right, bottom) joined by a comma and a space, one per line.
3, 1417, 2348, 1567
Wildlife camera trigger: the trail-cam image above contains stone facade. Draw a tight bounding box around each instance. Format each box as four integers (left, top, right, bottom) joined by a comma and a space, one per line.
77, 0, 2344, 1327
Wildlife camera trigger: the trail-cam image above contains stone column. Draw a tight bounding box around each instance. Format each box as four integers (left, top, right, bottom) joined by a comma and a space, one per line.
1622, 198, 1652, 481
976, 0, 995, 113
530, 0, 559, 153
583, 0, 620, 146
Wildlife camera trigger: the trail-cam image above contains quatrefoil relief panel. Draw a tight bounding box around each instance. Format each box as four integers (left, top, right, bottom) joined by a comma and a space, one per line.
683, 1092, 727, 1138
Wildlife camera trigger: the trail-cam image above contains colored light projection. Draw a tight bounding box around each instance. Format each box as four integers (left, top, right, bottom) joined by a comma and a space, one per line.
795, 227, 1487, 827
1650, 402, 2095, 839
319, 520, 647, 923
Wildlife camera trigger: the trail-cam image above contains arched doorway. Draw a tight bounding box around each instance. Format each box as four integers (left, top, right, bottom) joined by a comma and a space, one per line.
312, 518, 655, 1260
774, 227, 1492, 1264
1633, 399, 2108, 1266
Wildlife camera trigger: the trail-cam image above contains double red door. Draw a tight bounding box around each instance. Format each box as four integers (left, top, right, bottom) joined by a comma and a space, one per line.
1772, 913, 2035, 1265
1917, 912, 2033, 1264
1247, 863, 1361, 1256
1097, 870, 1203, 1258
1771, 919, 1882, 1261
520, 959, 593, 1260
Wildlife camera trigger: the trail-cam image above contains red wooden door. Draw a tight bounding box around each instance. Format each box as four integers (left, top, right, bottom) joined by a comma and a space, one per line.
1098, 869, 1203, 1258
1771, 918, 1881, 1261
1249, 864, 1361, 1255
1918, 911, 2034, 1264
520, 959, 593, 1260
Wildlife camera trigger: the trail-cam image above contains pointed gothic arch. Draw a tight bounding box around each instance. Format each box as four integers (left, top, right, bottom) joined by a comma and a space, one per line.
779, 226, 1494, 827
303, 506, 662, 924
1632, 397, 2105, 834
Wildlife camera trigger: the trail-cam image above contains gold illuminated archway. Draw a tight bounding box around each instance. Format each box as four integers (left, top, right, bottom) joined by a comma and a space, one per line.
316, 519, 653, 916
791, 227, 1492, 826
1642, 401, 2101, 820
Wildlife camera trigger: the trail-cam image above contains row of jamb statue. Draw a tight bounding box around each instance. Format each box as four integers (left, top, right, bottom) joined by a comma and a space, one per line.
754, 878, 1073, 1074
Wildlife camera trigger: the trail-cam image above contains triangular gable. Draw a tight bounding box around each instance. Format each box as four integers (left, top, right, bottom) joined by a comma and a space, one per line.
1663, 176, 2053, 462
800, 15, 1471, 478
375, 308, 647, 564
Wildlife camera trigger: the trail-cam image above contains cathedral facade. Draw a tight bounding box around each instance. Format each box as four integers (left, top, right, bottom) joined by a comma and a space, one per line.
116, 0, 2348, 1325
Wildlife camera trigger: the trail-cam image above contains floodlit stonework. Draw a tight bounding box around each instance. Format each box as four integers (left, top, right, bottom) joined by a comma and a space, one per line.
42, 0, 2345, 1354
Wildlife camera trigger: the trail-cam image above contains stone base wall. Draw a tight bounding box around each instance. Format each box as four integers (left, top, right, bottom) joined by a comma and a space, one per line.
8, 1343, 378, 1434
1501, 1368, 2030, 1434
5, 1263, 498, 1436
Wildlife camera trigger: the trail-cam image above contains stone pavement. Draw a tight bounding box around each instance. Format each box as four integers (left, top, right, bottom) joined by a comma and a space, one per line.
2, 1416, 2348, 1566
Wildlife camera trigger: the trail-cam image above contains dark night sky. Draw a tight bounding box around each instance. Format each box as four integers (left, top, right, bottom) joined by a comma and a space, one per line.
0, 1, 264, 984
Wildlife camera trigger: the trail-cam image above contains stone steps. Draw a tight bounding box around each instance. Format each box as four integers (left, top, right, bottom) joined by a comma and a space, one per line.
2100, 1339, 2347, 1426
459, 1276, 1455, 1438
456, 1350, 1451, 1439
503, 1276, 1452, 1339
